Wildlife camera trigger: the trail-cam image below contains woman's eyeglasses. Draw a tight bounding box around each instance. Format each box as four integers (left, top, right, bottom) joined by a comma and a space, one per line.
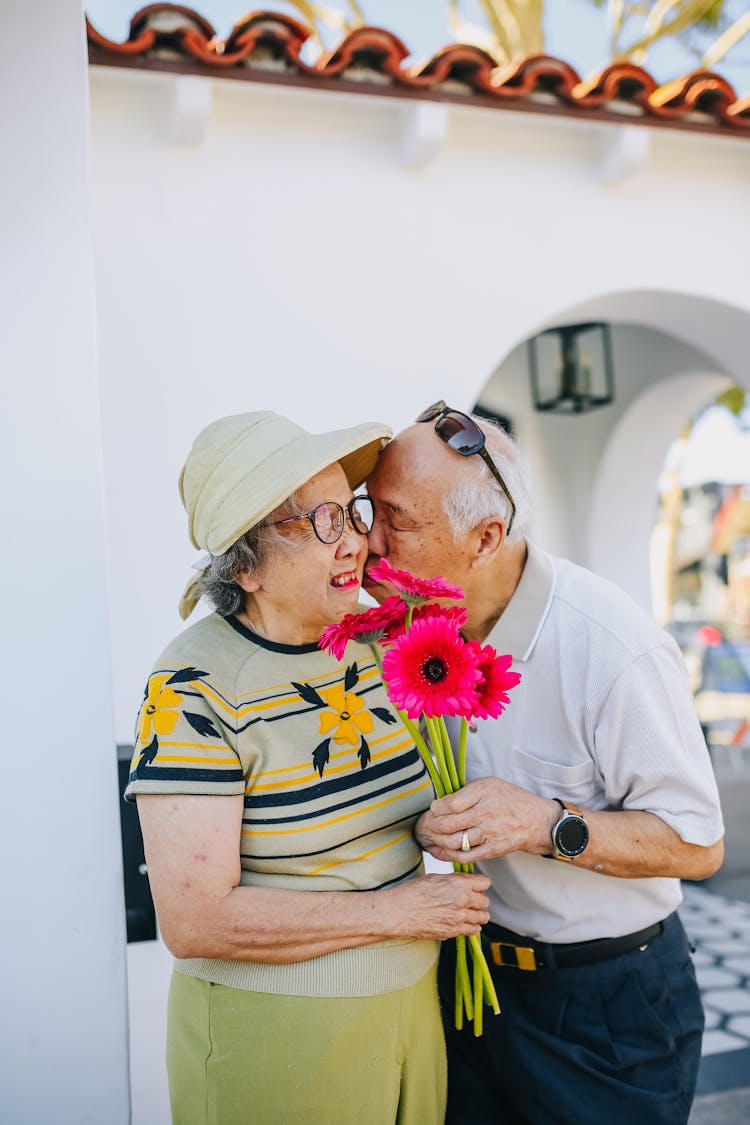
268, 496, 375, 545
416, 400, 516, 535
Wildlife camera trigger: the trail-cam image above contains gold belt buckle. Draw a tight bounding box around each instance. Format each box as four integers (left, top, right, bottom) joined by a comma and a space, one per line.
490, 941, 537, 971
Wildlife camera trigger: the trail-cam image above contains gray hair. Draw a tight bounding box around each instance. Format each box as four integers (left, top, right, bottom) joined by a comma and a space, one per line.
199, 490, 305, 617
442, 417, 532, 544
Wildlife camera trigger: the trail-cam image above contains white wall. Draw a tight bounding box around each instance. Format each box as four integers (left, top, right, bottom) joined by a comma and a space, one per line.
0, 4, 130, 1122
86, 67, 750, 739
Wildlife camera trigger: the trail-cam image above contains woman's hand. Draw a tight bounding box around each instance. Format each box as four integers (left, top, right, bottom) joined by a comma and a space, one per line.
383, 872, 491, 939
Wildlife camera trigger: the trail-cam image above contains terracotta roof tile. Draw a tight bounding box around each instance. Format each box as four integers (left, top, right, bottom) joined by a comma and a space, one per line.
572, 62, 658, 109
86, 5, 750, 138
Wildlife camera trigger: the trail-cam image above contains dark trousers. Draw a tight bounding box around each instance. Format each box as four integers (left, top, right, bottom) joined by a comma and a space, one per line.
439, 914, 704, 1125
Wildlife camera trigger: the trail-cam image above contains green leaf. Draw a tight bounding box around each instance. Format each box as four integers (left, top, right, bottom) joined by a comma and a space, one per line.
716, 386, 746, 416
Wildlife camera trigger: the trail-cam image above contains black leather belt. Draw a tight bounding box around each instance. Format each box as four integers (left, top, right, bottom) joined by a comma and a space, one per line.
482, 918, 667, 971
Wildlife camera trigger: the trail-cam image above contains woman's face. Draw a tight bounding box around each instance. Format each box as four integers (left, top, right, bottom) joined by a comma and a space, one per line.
238, 463, 368, 645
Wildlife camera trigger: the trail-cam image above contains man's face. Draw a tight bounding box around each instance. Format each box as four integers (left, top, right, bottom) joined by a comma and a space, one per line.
364, 424, 475, 602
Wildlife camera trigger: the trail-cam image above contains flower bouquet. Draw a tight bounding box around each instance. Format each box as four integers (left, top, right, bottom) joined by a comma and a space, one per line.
319, 559, 521, 1036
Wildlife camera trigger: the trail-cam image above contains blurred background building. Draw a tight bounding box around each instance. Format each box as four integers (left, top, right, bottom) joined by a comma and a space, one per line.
650, 392, 750, 767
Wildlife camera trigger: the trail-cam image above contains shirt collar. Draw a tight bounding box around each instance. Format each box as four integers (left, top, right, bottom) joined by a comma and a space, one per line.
486, 540, 555, 662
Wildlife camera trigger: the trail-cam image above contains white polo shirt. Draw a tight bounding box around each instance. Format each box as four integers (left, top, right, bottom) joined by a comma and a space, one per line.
457, 541, 725, 944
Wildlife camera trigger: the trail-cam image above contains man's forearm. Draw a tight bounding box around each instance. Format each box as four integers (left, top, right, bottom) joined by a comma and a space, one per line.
416, 777, 724, 881
556, 807, 724, 880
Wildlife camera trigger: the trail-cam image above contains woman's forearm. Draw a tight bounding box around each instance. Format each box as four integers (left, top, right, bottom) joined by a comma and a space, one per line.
137, 793, 489, 962
160, 874, 491, 962
163, 884, 397, 961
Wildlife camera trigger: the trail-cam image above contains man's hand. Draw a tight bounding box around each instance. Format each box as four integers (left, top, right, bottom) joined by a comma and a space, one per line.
415, 777, 725, 880
415, 777, 559, 863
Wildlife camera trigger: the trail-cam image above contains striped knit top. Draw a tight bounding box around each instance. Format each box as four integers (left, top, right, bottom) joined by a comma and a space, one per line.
125, 611, 438, 997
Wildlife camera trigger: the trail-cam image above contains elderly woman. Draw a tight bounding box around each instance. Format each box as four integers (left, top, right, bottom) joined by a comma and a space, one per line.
126, 411, 490, 1125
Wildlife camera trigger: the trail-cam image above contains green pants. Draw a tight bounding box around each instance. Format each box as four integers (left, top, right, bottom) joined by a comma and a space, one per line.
167, 963, 447, 1125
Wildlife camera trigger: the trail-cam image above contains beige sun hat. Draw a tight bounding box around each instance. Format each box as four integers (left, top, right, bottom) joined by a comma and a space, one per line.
177, 411, 392, 619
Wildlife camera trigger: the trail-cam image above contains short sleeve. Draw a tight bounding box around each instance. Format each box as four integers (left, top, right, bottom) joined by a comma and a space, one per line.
594, 639, 724, 845
124, 664, 245, 801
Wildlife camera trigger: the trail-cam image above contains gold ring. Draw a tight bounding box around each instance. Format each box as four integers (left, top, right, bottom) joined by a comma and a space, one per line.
461, 830, 471, 852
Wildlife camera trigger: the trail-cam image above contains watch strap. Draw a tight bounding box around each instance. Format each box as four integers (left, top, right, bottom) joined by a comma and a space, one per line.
553, 798, 584, 818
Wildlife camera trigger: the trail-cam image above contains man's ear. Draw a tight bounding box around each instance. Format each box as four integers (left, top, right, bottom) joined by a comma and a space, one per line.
472, 519, 505, 568
234, 569, 261, 594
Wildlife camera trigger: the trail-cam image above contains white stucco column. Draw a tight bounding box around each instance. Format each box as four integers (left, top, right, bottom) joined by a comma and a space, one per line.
0, 3, 130, 1122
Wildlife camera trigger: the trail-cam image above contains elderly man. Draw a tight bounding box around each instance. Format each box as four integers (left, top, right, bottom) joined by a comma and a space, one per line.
364, 401, 724, 1125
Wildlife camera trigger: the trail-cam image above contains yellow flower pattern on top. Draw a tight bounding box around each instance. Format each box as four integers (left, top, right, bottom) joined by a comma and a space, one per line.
139, 673, 182, 745
318, 684, 374, 746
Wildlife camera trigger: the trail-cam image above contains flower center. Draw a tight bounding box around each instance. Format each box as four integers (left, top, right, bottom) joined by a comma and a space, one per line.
422, 657, 447, 684
340, 711, 351, 721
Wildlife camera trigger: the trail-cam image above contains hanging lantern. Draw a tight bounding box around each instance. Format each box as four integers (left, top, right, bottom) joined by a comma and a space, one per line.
528, 322, 614, 414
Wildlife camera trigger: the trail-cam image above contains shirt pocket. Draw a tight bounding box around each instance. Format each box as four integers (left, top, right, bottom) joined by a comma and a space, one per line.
501, 749, 602, 806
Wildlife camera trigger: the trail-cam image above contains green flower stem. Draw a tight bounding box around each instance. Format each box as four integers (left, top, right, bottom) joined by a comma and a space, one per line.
454, 955, 464, 1030
468, 933, 501, 1015
457, 718, 468, 788
435, 716, 461, 792
473, 955, 483, 1037
425, 716, 455, 795
453, 859, 478, 1028
454, 934, 473, 1027
401, 711, 445, 797
423, 716, 448, 791
484, 972, 501, 1012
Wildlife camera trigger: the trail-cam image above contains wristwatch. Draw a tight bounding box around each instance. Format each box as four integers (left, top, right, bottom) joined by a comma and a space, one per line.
550, 798, 589, 860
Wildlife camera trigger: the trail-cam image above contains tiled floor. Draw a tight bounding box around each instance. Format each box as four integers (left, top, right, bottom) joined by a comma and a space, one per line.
681, 882, 750, 1119
680, 883, 750, 1058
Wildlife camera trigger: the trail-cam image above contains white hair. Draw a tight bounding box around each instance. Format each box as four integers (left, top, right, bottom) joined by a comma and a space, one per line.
441, 417, 532, 543
199, 489, 305, 616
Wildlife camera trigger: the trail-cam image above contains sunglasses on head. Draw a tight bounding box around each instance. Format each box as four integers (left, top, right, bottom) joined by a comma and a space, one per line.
267, 495, 375, 545
416, 401, 516, 535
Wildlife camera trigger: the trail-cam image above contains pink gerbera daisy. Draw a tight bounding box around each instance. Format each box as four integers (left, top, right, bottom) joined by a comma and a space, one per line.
381, 616, 481, 719
319, 596, 407, 660
466, 642, 522, 720
367, 558, 464, 607
384, 602, 468, 644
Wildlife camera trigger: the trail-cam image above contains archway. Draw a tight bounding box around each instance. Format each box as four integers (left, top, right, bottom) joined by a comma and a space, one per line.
474, 290, 750, 612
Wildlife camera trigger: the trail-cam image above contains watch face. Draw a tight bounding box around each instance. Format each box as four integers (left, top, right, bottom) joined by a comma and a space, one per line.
556, 816, 589, 857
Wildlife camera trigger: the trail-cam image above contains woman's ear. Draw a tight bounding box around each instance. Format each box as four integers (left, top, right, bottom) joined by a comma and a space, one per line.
472, 519, 505, 568
233, 569, 261, 594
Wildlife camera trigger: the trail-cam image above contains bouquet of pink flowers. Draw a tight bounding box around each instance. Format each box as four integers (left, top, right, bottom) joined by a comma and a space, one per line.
319, 558, 521, 1036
